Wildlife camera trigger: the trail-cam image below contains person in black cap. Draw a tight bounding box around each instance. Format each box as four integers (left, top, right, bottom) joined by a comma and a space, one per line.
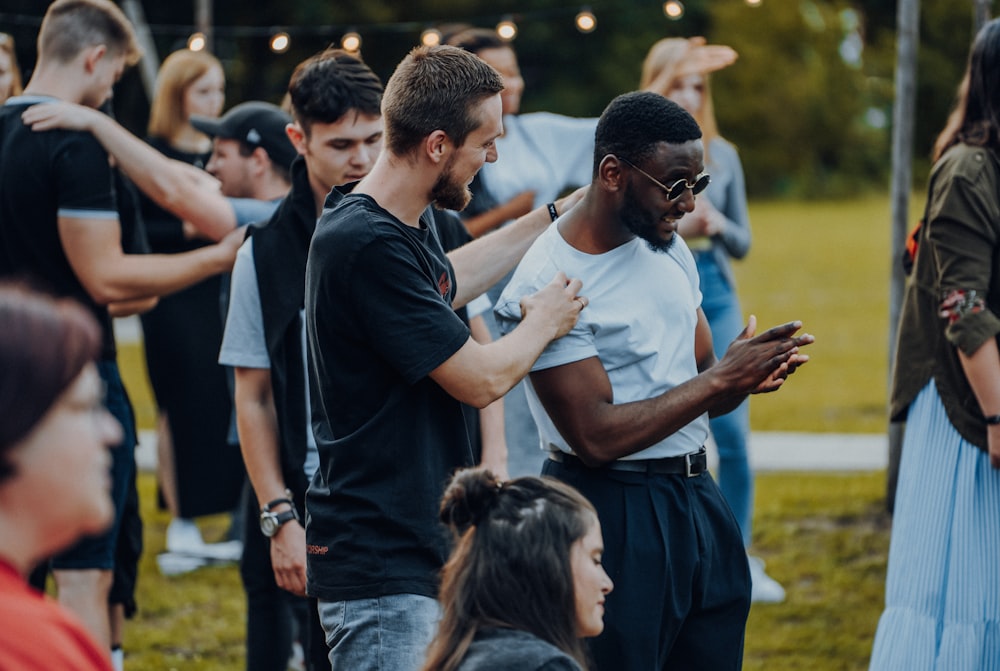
191, 101, 299, 202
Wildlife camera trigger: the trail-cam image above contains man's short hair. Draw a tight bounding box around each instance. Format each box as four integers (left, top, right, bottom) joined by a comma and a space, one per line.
287, 48, 382, 136
593, 91, 702, 174
381, 45, 504, 157
38, 0, 141, 66
444, 27, 506, 55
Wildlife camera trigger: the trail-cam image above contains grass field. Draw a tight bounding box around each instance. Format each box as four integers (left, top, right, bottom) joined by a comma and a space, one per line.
114, 194, 909, 669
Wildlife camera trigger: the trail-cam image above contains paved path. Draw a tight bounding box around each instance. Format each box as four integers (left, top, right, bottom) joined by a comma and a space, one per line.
134, 430, 888, 473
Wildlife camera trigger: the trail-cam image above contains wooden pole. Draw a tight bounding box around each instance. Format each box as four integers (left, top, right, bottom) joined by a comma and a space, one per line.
195, 0, 213, 53
886, 0, 920, 513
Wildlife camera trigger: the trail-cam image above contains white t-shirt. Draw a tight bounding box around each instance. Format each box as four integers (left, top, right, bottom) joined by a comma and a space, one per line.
219, 237, 319, 478
495, 225, 710, 460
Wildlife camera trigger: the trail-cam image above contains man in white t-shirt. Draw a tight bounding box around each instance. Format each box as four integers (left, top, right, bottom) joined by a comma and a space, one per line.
496, 91, 813, 671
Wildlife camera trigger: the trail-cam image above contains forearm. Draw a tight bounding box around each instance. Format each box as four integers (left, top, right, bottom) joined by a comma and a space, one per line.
449, 205, 550, 308
107, 296, 158, 317
88, 115, 235, 240
463, 196, 533, 238
959, 337, 1000, 417
567, 373, 729, 465
83, 247, 231, 304
432, 314, 561, 409
234, 370, 289, 505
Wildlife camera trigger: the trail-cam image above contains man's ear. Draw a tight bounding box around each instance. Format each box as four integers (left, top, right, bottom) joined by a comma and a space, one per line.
250, 146, 271, 177
82, 44, 108, 74
423, 130, 449, 165
598, 154, 625, 193
285, 122, 306, 156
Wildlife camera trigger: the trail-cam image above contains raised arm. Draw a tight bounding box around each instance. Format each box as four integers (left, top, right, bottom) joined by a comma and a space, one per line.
530, 316, 811, 466
448, 187, 586, 308
23, 101, 237, 241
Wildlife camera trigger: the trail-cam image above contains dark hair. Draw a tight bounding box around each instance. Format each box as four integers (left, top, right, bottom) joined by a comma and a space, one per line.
421, 468, 597, 671
444, 27, 506, 55
0, 284, 101, 483
38, 0, 141, 66
381, 45, 503, 157
287, 48, 383, 136
593, 91, 702, 175
934, 17, 1000, 160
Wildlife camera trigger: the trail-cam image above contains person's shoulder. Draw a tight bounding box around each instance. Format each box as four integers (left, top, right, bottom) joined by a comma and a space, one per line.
460, 629, 581, 671
935, 143, 1000, 183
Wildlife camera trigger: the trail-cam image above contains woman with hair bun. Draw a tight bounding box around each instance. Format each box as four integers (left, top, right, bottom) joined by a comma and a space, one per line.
422, 468, 613, 671
0, 284, 123, 670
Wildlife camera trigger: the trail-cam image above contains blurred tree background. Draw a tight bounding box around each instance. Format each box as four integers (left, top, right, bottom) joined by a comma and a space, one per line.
0, 0, 992, 197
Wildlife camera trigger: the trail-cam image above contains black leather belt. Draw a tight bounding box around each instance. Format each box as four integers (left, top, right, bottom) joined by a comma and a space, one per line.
547, 447, 708, 478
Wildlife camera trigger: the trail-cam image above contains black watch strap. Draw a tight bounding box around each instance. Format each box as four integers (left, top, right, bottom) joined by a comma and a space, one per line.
262, 488, 295, 512
985, 414, 1000, 425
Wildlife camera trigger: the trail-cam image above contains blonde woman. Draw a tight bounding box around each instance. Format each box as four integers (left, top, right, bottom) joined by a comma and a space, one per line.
0, 33, 23, 104
641, 38, 784, 604
137, 50, 242, 561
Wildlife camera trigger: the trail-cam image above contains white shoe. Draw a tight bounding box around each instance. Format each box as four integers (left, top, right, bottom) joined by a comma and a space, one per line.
156, 551, 208, 576
193, 539, 243, 562
748, 555, 786, 604
166, 518, 205, 554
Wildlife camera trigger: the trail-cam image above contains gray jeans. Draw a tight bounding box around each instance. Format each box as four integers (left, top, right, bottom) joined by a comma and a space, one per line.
318, 594, 441, 671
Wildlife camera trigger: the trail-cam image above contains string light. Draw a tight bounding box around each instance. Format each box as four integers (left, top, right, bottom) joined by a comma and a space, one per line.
496, 17, 518, 41
746, 0, 762, 5
421, 27, 441, 46
341, 31, 362, 52
269, 31, 290, 53
575, 8, 597, 33
663, 1, 685, 20
187, 32, 206, 51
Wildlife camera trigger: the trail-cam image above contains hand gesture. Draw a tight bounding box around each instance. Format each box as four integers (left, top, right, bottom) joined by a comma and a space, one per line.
714, 315, 813, 395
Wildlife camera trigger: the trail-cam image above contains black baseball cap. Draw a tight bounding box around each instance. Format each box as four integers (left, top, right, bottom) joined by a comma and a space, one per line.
191, 101, 297, 170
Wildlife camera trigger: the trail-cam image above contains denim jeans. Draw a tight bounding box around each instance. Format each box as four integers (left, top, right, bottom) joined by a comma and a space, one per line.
695, 253, 753, 547
318, 594, 440, 671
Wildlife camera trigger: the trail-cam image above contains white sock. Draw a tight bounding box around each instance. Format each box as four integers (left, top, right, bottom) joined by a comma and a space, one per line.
110, 646, 124, 671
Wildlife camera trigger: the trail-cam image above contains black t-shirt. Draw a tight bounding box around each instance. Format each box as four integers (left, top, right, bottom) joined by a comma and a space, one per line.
304, 193, 472, 602
0, 97, 118, 358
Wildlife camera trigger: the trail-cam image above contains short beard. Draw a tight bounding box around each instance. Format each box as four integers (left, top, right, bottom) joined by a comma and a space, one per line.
430, 156, 472, 211
621, 183, 675, 253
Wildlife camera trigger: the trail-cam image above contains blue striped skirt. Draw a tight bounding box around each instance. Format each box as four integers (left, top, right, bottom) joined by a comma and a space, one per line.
869, 381, 1000, 670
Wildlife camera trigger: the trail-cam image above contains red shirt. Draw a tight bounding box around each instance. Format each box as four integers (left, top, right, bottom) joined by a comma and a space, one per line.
0, 558, 113, 670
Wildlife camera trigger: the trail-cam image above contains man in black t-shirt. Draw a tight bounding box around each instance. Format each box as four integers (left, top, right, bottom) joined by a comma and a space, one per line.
303, 44, 586, 671
0, 0, 241, 656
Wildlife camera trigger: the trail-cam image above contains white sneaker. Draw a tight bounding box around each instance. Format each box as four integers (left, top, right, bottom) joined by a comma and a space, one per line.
165, 518, 205, 554
748, 555, 786, 604
156, 551, 208, 576
193, 539, 243, 562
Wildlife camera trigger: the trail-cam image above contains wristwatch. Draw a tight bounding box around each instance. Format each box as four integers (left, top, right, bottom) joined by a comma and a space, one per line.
259, 490, 300, 538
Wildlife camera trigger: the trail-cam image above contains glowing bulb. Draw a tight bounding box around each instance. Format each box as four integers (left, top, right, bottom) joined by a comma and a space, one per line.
663, 1, 685, 19
341, 32, 362, 52
575, 10, 597, 33
421, 28, 442, 47
496, 19, 517, 41
746, 0, 762, 5
187, 32, 206, 52
269, 32, 290, 53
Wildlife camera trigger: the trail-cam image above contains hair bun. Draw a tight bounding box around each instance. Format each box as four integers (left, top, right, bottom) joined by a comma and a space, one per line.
439, 467, 502, 535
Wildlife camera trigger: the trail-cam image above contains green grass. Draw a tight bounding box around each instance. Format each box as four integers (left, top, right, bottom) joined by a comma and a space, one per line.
114, 195, 909, 669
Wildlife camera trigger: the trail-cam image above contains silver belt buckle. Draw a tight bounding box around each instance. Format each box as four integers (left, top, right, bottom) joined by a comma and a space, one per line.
685, 452, 696, 478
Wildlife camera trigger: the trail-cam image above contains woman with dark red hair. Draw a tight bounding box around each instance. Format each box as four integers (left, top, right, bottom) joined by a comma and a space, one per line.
0, 284, 123, 670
